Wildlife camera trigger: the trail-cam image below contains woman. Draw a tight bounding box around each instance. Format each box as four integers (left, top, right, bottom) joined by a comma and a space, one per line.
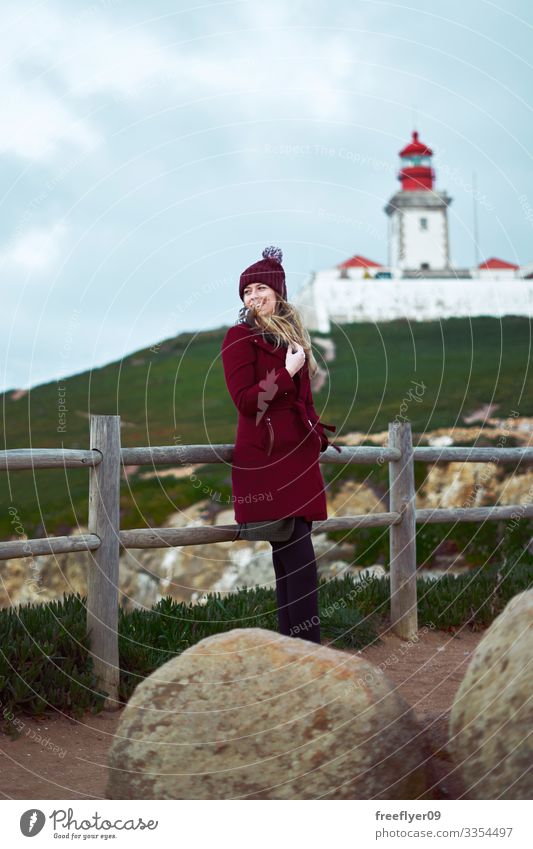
221, 246, 341, 645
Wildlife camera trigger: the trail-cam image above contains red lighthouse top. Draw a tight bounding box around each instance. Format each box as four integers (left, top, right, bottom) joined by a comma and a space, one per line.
398, 130, 435, 191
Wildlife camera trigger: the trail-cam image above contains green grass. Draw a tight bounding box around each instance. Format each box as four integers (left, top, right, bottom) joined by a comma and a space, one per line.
1, 316, 532, 540
324, 518, 533, 570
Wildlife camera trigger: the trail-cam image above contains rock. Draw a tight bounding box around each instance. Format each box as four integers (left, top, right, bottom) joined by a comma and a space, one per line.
428, 435, 454, 447
162, 500, 212, 528
213, 508, 235, 526
322, 560, 358, 580
448, 590, 533, 799
496, 469, 533, 507
310, 335, 336, 362
330, 482, 387, 517
417, 569, 459, 582
356, 565, 388, 581
0, 544, 92, 609
106, 628, 433, 800
209, 543, 275, 593
421, 462, 497, 510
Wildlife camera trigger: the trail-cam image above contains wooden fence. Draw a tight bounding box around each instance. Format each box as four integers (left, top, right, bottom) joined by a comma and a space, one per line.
1, 415, 533, 709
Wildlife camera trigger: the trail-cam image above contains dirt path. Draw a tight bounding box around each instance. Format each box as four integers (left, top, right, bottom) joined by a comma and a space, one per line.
0, 627, 483, 800
350, 625, 483, 799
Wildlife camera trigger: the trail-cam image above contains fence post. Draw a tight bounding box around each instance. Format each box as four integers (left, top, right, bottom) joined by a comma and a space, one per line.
388, 420, 418, 639
87, 415, 121, 709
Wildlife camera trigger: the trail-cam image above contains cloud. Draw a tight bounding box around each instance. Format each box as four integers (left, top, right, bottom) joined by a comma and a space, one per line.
0, 71, 100, 161
0, 3, 105, 161
116, 28, 366, 123
0, 0, 376, 167
0, 221, 68, 270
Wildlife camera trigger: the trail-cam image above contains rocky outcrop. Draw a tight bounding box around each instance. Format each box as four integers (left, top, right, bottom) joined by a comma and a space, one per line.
106, 628, 433, 800
448, 590, 533, 799
0, 502, 367, 610
329, 480, 387, 517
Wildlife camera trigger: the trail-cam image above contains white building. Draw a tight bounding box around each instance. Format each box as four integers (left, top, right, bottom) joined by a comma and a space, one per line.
295, 130, 533, 333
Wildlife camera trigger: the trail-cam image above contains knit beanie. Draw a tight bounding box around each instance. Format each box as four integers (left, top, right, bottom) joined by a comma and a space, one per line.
239, 246, 287, 301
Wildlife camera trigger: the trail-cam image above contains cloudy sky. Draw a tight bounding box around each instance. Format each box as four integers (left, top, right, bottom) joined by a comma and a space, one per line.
1, 0, 531, 392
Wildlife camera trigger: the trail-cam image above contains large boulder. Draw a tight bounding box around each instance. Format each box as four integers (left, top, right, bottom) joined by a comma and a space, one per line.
449, 590, 533, 799
106, 628, 433, 799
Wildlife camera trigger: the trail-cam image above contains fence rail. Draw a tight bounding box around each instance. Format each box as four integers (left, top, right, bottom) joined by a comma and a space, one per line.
2, 415, 532, 708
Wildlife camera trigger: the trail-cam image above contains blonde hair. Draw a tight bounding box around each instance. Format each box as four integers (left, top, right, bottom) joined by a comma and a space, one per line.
247, 294, 320, 377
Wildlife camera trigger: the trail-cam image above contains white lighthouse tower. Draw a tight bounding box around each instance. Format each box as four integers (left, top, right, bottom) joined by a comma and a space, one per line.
385, 130, 452, 273
293, 128, 533, 332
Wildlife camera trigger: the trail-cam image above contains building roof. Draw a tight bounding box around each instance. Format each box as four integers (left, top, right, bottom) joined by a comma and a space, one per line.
478, 257, 519, 270
399, 130, 433, 158
338, 254, 383, 269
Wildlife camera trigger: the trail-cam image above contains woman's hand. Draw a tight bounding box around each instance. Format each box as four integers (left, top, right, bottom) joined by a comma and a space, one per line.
285, 343, 305, 377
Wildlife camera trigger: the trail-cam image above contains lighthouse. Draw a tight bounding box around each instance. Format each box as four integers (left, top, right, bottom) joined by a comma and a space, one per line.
384, 130, 452, 273
293, 128, 532, 332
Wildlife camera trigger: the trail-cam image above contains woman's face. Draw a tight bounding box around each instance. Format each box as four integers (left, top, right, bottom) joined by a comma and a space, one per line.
243, 281, 278, 317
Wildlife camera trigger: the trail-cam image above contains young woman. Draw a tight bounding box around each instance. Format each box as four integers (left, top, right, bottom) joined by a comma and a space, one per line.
221, 246, 341, 645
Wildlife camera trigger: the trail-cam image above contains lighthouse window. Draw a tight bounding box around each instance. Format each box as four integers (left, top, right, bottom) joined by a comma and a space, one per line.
419, 217, 428, 230
404, 155, 430, 167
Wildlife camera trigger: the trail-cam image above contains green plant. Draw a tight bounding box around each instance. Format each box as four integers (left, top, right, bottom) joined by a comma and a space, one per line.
0, 594, 107, 727
1, 548, 531, 721
416, 549, 533, 630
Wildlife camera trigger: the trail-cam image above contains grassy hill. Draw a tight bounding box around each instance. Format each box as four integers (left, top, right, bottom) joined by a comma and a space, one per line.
1, 316, 532, 540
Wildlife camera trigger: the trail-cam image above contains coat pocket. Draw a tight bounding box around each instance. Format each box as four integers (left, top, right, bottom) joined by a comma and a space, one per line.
265, 416, 275, 456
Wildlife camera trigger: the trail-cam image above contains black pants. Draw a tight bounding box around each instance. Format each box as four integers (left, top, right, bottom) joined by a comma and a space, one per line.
270, 516, 321, 644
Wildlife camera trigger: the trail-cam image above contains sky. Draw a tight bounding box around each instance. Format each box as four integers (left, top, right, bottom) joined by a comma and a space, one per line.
1, 0, 532, 393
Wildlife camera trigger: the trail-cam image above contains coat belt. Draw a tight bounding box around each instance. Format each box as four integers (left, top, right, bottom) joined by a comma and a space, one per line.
267, 398, 315, 428
261, 399, 341, 452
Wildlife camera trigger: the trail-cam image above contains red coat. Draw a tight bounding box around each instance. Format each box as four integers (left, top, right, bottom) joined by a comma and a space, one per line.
221, 323, 340, 523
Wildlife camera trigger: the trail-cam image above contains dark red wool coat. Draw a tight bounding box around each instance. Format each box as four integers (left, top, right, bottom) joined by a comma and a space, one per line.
221, 323, 340, 523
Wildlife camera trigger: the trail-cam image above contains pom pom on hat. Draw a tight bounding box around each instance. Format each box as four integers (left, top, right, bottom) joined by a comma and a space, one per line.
239, 245, 287, 302
262, 245, 283, 264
